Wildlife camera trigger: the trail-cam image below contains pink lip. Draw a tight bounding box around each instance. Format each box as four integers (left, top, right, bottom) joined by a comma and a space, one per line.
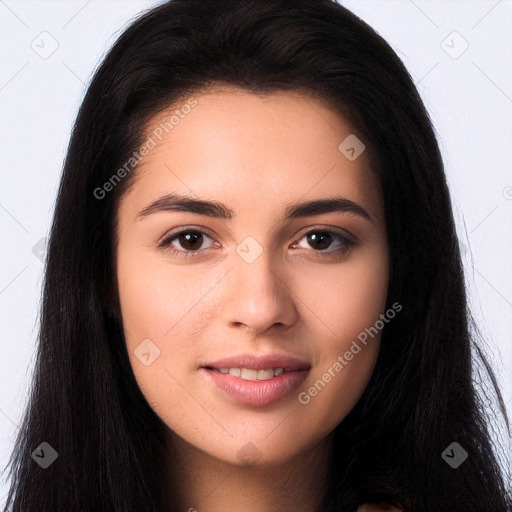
200, 353, 311, 407
202, 368, 309, 407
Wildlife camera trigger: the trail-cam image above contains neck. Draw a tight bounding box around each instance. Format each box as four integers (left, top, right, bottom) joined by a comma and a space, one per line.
161, 431, 334, 512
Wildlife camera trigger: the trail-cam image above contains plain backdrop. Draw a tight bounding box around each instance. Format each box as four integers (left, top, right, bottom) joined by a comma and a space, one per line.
1, 0, 511, 504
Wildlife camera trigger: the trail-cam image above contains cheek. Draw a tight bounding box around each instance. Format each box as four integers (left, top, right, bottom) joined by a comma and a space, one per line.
116, 250, 217, 410
117, 250, 208, 344
299, 244, 389, 349
117, 256, 174, 342
292, 247, 389, 422
337, 254, 389, 334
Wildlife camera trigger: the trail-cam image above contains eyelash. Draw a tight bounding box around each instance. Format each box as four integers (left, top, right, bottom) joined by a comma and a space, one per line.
157, 226, 358, 259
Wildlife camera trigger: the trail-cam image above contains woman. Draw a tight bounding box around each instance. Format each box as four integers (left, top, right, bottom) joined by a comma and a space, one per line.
3, 1, 511, 511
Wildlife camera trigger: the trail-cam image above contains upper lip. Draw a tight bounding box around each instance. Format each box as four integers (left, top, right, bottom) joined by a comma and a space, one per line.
201, 353, 311, 372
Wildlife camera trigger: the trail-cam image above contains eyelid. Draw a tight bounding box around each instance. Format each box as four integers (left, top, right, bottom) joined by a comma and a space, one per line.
294, 224, 357, 244
158, 225, 215, 245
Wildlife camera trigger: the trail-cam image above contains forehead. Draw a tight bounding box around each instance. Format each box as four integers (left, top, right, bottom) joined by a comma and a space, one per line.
118, 87, 383, 225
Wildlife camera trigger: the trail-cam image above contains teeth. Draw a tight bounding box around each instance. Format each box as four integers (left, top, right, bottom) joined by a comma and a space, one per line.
241, 368, 258, 380
256, 369, 274, 380
229, 368, 241, 377
218, 367, 285, 380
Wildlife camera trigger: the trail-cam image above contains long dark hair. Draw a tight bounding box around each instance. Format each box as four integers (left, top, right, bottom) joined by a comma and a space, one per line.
3, 1, 511, 511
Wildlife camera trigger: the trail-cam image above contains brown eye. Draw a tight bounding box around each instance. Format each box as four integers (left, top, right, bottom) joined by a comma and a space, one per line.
158, 229, 216, 257
176, 231, 204, 251
294, 229, 357, 257
306, 232, 334, 250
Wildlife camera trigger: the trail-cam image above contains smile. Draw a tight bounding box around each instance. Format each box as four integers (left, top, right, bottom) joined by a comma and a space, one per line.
201, 367, 310, 407
209, 367, 285, 380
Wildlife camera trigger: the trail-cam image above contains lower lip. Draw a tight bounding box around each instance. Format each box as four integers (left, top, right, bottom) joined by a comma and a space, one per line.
202, 368, 309, 407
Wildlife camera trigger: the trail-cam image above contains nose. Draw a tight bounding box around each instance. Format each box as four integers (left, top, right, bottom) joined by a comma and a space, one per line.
219, 251, 298, 336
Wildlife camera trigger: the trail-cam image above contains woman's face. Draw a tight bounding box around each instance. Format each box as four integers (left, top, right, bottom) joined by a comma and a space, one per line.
116, 86, 389, 466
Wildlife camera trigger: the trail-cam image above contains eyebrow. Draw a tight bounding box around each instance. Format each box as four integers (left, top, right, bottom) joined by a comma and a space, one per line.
136, 192, 374, 223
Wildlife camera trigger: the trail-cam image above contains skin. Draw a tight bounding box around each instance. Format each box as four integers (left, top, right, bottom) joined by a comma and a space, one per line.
115, 86, 390, 512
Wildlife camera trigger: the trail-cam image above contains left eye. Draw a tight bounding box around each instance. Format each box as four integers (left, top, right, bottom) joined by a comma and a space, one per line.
158, 228, 356, 257
293, 230, 355, 253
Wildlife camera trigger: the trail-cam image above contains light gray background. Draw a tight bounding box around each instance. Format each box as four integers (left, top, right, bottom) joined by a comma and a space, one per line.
1, 0, 511, 504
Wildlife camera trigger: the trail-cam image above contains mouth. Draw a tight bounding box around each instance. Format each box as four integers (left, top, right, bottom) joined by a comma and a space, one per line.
205, 365, 298, 380
200, 353, 311, 407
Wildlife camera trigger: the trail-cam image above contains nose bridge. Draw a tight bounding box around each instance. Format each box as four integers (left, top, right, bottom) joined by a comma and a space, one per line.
220, 237, 296, 333
235, 243, 278, 299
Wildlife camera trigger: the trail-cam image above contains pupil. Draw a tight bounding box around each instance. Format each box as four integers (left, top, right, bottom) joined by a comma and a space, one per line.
308, 232, 331, 250
180, 232, 202, 250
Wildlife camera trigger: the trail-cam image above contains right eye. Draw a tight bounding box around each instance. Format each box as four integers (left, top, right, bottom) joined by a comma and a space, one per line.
158, 228, 218, 257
